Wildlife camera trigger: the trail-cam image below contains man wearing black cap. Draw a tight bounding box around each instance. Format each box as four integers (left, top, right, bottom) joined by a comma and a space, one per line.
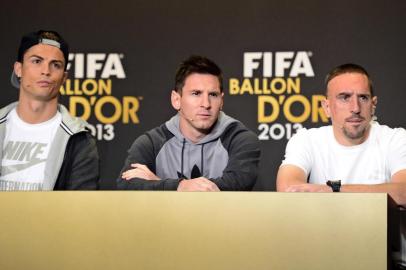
0, 30, 99, 190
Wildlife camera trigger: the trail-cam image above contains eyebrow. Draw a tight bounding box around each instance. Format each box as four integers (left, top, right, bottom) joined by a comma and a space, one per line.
189, 89, 221, 92
336, 91, 352, 95
28, 54, 64, 64
336, 91, 371, 97
336, 91, 370, 96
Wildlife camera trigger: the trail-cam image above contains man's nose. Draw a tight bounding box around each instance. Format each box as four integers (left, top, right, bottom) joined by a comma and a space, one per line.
350, 97, 361, 114
201, 94, 211, 108
41, 63, 51, 76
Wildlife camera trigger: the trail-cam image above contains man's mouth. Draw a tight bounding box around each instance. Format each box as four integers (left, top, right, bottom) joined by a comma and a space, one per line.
346, 117, 364, 123
345, 117, 365, 127
37, 80, 53, 87
197, 112, 211, 117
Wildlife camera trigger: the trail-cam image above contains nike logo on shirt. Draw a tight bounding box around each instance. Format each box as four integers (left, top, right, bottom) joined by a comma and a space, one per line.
1, 158, 47, 176
1, 141, 48, 175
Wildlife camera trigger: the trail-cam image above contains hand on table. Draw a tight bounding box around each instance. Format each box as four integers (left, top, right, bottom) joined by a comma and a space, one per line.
177, 177, 220, 191
122, 163, 160, 181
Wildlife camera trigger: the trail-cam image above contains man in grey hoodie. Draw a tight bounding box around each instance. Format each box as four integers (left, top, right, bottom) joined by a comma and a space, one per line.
117, 55, 260, 191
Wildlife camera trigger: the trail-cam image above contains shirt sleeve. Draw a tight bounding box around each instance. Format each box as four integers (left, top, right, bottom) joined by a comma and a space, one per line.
281, 128, 313, 176
116, 134, 180, 190
388, 128, 406, 176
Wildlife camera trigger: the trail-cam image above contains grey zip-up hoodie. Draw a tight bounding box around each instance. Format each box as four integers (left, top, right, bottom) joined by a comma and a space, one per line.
117, 112, 260, 190
0, 102, 99, 190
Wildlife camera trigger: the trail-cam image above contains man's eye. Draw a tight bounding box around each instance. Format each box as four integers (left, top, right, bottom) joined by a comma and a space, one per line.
52, 62, 63, 69
338, 95, 350, 101
210, 93, 219, 97
359, 95, 369, 102
192, 91, 200, 96
31, 59, 41, 64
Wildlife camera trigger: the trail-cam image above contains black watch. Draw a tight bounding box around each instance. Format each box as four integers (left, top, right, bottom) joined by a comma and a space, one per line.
326, 180, 341, 192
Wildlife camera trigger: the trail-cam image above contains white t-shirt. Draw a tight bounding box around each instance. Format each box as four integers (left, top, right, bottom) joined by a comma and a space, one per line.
282, 122, 406, 266
281, 122, 406, 184
0, 108, 61, 190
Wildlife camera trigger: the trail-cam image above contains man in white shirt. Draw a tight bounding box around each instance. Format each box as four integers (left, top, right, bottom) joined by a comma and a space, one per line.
0, 30, 99, 190
276, 63, 406, 268
277, 63, 406, 205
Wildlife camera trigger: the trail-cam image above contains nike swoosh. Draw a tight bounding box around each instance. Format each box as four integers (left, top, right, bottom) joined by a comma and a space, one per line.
1, 159, 47, 176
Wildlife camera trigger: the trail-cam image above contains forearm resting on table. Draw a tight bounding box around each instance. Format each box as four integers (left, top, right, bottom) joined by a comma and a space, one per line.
277, 165, 406, 207
341, 182, 406, 207
276, 164, 307, 191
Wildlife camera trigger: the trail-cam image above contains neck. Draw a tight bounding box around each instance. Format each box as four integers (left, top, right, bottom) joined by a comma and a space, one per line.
179, 121, 209, 144
16, 98, 58, 124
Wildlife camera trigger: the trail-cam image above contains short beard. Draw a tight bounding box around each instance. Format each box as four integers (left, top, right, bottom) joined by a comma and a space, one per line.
342, 125, 367, 140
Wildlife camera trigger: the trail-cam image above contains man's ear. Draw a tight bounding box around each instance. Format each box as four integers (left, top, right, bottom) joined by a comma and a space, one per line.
321, 98, 331, 118
372, 96, 378, 115
62, 71, 68, 84
14, 62, 22, 78
171, 90, 181, 111
220, 92, 224, 110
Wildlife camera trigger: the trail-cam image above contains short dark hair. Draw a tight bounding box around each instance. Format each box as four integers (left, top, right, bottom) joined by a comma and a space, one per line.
174, 55, 223, 93
325, 63, 374, 96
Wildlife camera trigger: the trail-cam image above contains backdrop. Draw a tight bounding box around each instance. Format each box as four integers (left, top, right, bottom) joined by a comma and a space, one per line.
1, 0, 405, 190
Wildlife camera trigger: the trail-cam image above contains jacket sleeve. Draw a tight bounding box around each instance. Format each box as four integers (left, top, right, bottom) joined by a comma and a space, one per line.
55, 132, 100, 190
211, 128, 261, 191
116, 134, 180, 190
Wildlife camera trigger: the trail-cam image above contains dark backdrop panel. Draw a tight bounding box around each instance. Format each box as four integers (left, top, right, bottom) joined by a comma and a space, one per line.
1, 0, 405, 190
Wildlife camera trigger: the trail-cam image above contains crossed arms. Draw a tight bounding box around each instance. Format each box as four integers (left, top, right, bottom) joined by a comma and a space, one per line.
116, 126, 260, 191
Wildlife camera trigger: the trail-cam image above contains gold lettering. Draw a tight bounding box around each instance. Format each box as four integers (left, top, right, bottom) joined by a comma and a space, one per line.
258, 96, 279, 123
283, 95, 310, 123
123, 96, 140, 124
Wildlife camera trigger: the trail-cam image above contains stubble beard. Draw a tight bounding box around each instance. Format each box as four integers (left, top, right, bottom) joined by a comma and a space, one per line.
342, 124, 368, 140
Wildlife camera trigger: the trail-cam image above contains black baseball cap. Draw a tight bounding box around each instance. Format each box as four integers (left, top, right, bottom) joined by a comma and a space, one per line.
11, 30, 69, 88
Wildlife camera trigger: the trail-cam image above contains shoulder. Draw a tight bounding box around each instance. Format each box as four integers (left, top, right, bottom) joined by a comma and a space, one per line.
216, 121, 260, 157
129, 123, 174, 152
0, 102, 18, 122
372, 122, 406, 135
146, 123, 174, 142
371, 122, 406, 144
221, 120, 258, 143
58, 104, 89, 134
